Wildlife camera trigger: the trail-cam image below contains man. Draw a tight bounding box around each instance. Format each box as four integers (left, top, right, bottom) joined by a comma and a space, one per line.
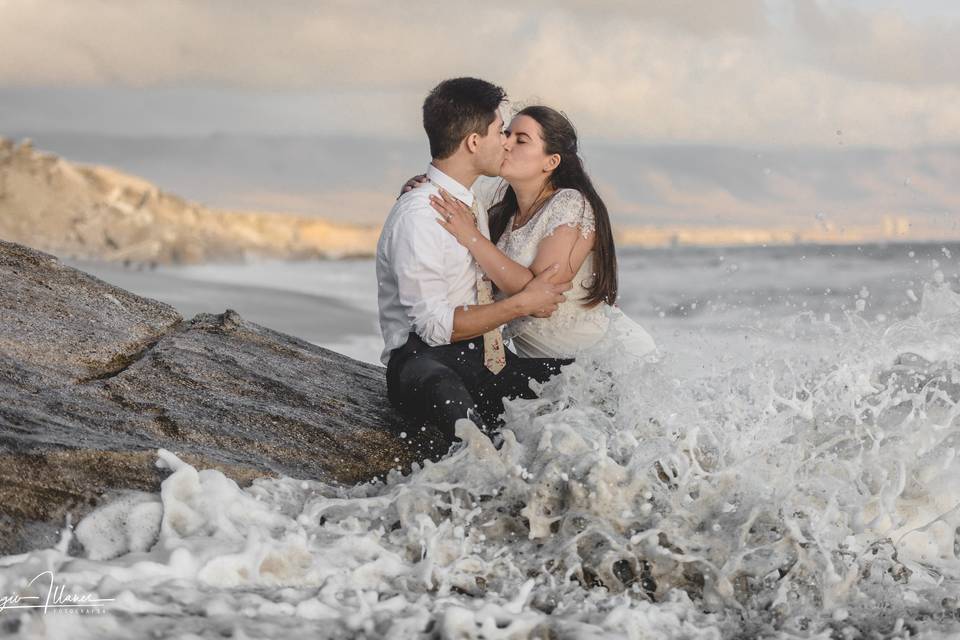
377, 77, 571, 452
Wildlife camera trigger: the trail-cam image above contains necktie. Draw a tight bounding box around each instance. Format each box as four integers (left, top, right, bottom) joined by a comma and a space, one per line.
469, 200, 506, 374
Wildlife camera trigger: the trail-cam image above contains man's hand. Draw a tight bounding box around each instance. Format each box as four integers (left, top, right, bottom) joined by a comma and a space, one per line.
516, 264, 571, 318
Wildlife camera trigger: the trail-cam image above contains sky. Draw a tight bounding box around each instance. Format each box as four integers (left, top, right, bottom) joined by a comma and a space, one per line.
1, 0, 958, 234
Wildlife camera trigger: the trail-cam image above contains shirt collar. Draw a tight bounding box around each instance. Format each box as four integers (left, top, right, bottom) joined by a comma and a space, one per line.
426, 164, 475, 207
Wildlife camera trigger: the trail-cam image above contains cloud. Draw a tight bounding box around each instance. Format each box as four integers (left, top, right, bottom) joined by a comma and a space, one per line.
792, 0, 960, 86
504, 11, 960, 147
0, 0, 512, 89
529, 0, 770, 36
1, 0, 960, 146
603, 145, 960, 230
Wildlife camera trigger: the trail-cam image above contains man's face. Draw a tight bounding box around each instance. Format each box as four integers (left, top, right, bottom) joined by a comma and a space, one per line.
475, 111, 507, 178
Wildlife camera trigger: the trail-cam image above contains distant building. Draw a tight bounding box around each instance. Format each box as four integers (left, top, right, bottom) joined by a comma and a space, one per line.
882, 215, 910, 238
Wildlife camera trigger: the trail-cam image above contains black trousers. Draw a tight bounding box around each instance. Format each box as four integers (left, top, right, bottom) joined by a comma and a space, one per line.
386, 332, 571, 446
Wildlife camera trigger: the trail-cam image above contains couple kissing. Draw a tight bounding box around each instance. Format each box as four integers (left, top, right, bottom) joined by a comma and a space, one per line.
376, 77, 655, 454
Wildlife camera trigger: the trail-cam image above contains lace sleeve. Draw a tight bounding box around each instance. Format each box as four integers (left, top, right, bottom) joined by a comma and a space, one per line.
543, 189, 596, 239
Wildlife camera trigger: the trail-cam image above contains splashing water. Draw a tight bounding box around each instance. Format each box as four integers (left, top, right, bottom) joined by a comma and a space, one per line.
2, 285, 960, 639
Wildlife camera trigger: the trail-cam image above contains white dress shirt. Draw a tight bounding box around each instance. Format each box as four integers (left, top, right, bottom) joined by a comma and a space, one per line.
376, 165, 491, 365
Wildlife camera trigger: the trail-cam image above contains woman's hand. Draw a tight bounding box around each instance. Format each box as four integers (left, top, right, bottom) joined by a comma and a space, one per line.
431, 188, 480, 247
398, 174, 428, 198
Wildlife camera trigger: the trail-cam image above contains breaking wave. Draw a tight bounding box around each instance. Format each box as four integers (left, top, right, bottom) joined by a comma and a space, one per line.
2, 282, 960, 639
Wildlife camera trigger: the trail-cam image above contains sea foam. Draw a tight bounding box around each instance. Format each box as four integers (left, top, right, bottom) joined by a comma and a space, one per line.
1, 284, 959, 639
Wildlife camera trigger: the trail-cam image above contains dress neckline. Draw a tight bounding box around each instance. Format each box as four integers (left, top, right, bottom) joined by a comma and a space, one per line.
510, 189, 564, 232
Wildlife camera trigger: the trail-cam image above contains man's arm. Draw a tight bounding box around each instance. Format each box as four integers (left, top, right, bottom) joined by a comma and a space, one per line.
393, 202, 569, 346
451, 265, 569, 342
393, 211, 458, 346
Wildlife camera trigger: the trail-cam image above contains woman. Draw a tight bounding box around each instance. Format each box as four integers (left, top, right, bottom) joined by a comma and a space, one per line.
403, 105, 655, 360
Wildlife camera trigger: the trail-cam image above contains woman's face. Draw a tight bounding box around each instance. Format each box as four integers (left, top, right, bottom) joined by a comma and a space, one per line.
499, 115, 555, 183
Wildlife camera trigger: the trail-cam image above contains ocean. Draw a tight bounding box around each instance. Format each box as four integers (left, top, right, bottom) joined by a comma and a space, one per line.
69, 241, 960, 368
2, 242, 959, 638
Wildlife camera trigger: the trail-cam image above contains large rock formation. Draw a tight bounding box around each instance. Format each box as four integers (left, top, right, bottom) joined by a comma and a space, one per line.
0, 137, 379, 265
0, 239, 446, 555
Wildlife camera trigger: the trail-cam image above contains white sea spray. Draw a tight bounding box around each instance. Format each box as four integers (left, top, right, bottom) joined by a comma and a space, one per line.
1, 286, 959, 638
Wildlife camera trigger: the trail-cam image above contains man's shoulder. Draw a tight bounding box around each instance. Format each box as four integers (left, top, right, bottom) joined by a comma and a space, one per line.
382, 185, 450, 244
395, 183, 439, 209
389, 184, 443, 226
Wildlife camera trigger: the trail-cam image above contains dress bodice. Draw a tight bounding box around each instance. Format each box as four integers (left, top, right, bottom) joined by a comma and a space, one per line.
495, 189, 610, 357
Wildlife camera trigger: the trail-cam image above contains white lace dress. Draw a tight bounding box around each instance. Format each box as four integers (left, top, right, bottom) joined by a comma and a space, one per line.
494, 188, 656, 359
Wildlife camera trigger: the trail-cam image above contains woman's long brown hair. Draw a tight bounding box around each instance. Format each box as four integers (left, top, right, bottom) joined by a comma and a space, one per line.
488, 105, 618, 308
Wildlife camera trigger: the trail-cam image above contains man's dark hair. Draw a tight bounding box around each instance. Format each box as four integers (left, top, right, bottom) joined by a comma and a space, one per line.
422, 77, 507, 160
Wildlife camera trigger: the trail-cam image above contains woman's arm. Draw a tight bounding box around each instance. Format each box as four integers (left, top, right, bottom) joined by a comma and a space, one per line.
528, 225, 595, 285
430, 189, 593, 296
430, 190, 535, 295
527, 190, 596, 287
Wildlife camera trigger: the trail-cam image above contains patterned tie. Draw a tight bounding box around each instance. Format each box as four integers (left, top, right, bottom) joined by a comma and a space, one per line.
469, 200, 506, 374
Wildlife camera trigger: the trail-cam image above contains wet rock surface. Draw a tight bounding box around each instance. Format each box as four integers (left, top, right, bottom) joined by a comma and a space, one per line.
0, 239, 444, 555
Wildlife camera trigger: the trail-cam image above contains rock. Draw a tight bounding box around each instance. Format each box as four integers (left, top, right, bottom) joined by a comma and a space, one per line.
0, 137, 380, 265
0, 239, 182, 382
0, 239, 447, 555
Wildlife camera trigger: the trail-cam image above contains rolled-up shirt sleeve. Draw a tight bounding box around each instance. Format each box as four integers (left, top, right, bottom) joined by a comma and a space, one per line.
393, 213, 455, 346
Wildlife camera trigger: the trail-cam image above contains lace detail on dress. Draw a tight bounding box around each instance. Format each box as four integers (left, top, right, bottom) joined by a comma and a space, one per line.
490, 188, 652, 359
542, 189, 596, 239
502, 295, 607, 342
493, 188, 609, 357
496, 189, 601, 275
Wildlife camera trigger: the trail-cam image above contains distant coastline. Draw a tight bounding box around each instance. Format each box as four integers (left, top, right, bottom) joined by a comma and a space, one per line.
614, 218, 945, 249
2, 136, 957, 265
0, 137, 379, 265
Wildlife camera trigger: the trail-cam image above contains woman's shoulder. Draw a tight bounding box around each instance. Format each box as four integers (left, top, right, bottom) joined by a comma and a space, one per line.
541, 188, 594, 236
549, 188, 588, 208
